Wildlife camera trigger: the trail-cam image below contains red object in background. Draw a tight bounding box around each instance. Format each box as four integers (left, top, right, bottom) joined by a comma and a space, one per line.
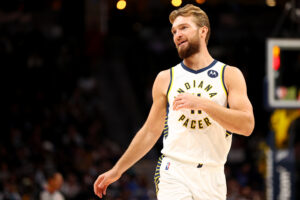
273, 56, 281, 71
272, 45, 281, 71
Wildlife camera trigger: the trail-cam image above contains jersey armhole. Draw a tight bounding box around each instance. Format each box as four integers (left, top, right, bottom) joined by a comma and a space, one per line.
166, 67, 174, 104
220, 64, 228, 97
226, 130, 233, 137
223, 65, 234, 136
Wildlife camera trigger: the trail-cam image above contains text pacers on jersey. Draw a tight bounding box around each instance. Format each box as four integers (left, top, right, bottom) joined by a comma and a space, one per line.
176, 79, 216, 130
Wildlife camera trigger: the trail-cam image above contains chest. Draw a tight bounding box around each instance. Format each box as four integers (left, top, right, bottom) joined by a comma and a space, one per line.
168, 66, 227, 107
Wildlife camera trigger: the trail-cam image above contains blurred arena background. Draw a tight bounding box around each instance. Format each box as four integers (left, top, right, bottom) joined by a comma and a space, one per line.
3, 0, 300, 199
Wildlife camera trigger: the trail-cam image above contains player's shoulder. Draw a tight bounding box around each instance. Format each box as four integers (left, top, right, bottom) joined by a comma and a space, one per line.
156, 69, 171, 82
156, 63, 180, 79
153, 68, 171, 95
224, 65, 242, 74
224, 65, 245, 80
224, 65, 246, 88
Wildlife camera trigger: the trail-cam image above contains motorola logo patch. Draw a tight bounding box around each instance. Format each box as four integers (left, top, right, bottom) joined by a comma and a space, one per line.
207, 70, 218, 78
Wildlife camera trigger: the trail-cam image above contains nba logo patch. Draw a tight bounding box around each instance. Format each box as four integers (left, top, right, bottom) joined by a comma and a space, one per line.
165, 162, 170, 170
208, 70, 218, 78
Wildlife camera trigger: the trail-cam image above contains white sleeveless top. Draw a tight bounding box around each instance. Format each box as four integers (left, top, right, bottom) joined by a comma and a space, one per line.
161, 60, 233, 166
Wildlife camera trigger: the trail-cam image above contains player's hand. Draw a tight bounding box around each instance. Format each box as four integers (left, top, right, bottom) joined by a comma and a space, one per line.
173, 93, 202, 111
93, 168, 121, 199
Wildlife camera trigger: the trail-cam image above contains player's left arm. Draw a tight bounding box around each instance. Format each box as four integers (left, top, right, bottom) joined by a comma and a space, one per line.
221, 66, 255, 136
173, 66, 254, 136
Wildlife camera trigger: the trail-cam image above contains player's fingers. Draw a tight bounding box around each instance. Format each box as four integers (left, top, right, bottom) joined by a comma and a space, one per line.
94, 180, 98, 195
174, 101, 184, 110
103, 185, 108, 195
173, 101, 179, 110
94, 176, 104, 197
173, 100, 177, 108
173, 99, 178, 106
173, 97, 178, 104
173, 98, 184, 105
96, 186, 103, 198
98, 178, 108, 196
94, 176, 103, 188
177, 93, 189, 99
93, 182, 97, 195
174, 95, 182, 101
94, 185, 102, 198
95, 189, 100, 198
177, 103, 184, 109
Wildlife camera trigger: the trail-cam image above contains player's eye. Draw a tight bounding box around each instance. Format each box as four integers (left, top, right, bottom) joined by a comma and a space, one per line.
181, 26, 187, 30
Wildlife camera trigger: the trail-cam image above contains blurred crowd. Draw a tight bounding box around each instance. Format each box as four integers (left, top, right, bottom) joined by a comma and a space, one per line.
2, 2, 154, 199
1, 1, 282, 200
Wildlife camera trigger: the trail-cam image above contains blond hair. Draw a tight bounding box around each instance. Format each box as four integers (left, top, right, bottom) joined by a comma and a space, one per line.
169, 4, 211, 44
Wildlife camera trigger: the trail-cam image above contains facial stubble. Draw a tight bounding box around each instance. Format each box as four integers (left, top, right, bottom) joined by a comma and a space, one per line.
177, 32, 200, 59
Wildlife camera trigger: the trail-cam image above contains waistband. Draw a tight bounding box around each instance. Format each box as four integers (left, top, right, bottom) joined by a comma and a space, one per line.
162, 155, 224, 170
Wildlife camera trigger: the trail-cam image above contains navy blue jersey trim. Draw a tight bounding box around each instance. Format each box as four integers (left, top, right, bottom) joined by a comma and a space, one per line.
154, 155, 164, 194
164, 68, 172, 139
180, 59, 217, 74
226, 130, 233, 137
163, 105, 169, 139
222, 65, 228, 95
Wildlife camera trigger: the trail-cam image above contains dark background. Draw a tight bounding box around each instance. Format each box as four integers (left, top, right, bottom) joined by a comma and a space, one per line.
3, 0, 300, 199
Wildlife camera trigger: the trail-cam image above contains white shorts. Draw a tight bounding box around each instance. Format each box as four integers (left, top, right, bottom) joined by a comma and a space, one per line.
154, 156, 227, 200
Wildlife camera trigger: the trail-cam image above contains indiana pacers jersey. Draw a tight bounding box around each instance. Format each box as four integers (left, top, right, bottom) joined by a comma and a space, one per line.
161, 59, 232, 166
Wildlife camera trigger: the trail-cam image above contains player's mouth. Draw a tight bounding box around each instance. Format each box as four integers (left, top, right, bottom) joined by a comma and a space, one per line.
178, 40, 187, 48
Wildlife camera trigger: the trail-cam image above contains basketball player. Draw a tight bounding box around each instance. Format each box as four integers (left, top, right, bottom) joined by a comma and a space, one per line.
94, 4, 254, 199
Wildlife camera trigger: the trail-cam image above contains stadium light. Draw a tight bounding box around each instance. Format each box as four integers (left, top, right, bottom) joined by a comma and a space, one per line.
266, 0, 276, 7
195, 0, 206, 4
116, 0, 126, 10
171, 0, 182, 7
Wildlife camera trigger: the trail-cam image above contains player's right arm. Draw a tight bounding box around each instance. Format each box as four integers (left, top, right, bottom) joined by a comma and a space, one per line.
93, 70, 170, 199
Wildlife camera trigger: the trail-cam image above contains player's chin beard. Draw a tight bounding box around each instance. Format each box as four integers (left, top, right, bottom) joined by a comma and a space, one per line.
177, 41, 199, 59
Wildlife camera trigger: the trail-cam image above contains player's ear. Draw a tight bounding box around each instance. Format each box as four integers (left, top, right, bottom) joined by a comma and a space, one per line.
199, 26, 208, 39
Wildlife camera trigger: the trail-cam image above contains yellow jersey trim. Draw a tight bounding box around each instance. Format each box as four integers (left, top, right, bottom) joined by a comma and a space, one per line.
220, 64, 228, 96
167, 67, 174, 103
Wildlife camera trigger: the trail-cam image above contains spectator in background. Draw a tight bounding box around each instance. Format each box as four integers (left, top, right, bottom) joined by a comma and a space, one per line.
40, 172, 64, 200
61, 173, 81, 200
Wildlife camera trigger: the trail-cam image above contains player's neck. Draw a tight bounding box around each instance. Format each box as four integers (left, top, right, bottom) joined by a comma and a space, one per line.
183, 48, 213, 71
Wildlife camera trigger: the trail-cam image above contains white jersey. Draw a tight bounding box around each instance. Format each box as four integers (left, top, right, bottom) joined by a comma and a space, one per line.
161, 60, 232, 166
40, 190, 65, 200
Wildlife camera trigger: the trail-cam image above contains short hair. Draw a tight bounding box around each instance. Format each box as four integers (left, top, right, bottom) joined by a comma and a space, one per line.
169, 4, 211, 44
45, 170, 61, 181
